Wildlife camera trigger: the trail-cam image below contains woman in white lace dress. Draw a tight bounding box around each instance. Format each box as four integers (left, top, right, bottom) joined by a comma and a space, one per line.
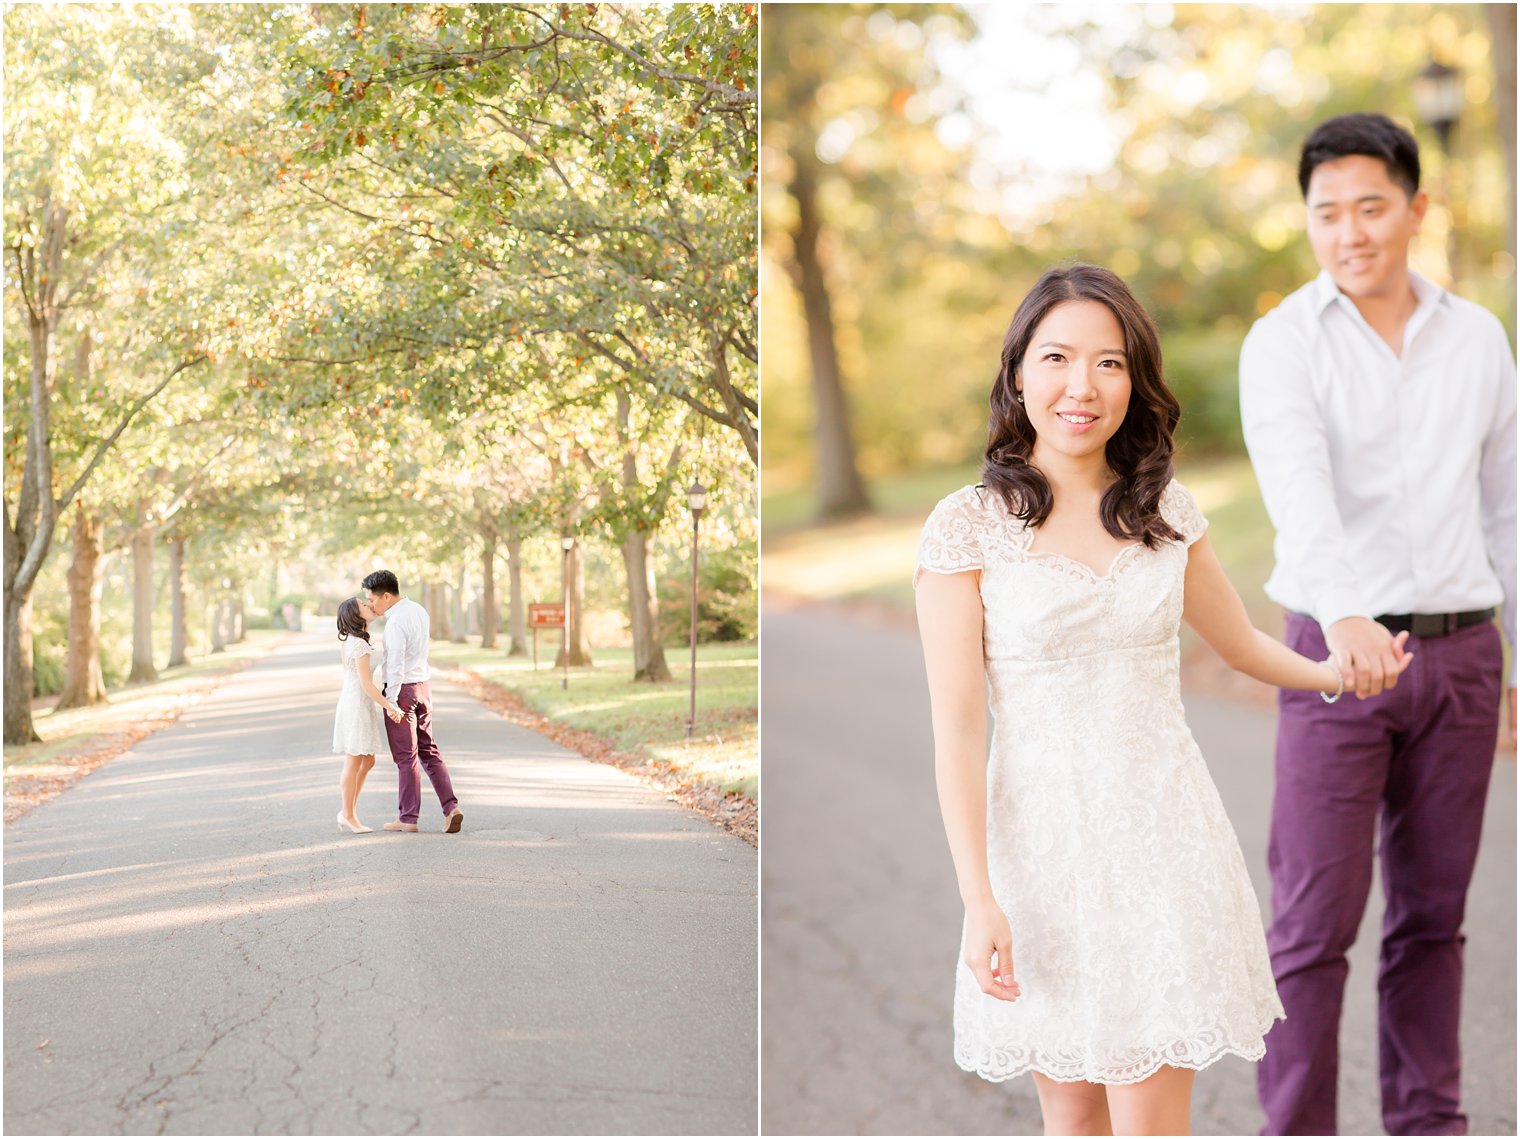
914, 265, 1412, 1135
333, 598, 403, 834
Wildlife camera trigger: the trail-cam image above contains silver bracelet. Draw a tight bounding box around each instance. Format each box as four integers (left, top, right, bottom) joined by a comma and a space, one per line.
1320, 657, 1344, 705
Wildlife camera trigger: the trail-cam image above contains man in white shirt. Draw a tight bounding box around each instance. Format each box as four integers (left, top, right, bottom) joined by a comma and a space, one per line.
362, 570, 464, 834
1240, 112, 1515, 1136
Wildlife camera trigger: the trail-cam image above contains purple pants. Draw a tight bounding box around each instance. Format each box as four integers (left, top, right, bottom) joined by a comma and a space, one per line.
384, 681, 459, 824
1257, 614, 1501, 1136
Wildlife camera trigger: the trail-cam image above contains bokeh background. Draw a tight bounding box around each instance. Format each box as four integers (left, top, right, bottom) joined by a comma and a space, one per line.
762, 2, 1515, 624
759, 5, 1516, 1135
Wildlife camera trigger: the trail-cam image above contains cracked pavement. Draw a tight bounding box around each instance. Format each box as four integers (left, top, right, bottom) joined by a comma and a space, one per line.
5, 627, 757, 1136
760, 605, 1515, 1136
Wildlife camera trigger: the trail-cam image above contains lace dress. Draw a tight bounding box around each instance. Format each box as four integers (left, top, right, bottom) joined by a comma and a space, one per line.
915, 479, 1284, 1086
332, 636, 388, 757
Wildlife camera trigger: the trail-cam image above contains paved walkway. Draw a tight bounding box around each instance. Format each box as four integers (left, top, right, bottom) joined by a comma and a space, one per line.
760, 603, 1516, 1136
5, 627, 757, 1135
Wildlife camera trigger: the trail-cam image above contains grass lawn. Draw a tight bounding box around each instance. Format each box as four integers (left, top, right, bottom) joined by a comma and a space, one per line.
429, 640, 758, 801
5, 630, 290, 821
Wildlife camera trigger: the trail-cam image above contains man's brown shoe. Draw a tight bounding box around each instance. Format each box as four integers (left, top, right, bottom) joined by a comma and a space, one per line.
443, 807, 464, 834
383, 821, 419, 832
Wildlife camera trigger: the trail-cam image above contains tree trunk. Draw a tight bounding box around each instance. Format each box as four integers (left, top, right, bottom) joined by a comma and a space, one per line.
480, 534, 499, 649
623, 529, 670, 681
57, 504, 109, 708
3, 583, 40, 743
233, 587, 246, 643
788, 137, 872, 518
128, 523, 158, 683
3, 192, 67, 744
210, 596, 227, 654
554, 543, 593, 667
5, 592, 40, 740
167, 535, 189, 667
451, 562, 468, 643
505, 535, 527, 656
432, 581, 453, 640
708, 330, 758, 464
611, 387, 675, 681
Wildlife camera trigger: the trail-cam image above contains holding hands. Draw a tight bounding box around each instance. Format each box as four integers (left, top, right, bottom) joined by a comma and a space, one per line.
384, 700, 405, 724
964, 897, 1021, 1003
1326, 618, 1415, 700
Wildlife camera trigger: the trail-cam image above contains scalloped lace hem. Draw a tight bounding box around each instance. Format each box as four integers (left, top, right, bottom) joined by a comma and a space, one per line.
955, 1015, 1283, 1086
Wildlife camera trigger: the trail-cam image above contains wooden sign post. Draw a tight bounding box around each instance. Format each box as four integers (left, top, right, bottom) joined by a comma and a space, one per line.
527, 602, 565, 669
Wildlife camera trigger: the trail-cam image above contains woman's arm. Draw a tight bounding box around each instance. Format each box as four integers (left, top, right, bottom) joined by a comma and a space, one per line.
1182, 533, 1411, 694
355, 649, 404, 720
916, 569, 1019, 1002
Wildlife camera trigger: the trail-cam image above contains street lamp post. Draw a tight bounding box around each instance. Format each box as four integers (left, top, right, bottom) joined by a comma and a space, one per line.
685, 480, 707, 739
560, 536, 575, 690
1413, 59, 1463, 154
1413, 58, 1464, 283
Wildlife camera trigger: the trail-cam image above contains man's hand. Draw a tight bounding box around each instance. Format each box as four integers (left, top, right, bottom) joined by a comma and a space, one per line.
1325, 616, 1405, 699
1504, 687, 1516, 752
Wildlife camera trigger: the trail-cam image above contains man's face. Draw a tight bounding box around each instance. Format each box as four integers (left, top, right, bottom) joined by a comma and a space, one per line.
1305, 154, 1427, 301
365, 590, 397, 615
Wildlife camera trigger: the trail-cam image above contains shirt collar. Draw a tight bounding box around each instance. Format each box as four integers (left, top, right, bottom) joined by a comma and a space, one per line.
1312, 267, 1451, 317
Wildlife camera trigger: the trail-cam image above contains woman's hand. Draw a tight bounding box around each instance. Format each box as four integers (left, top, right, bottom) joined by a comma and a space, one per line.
384, 701, 404, 723
964, 897, 1020, 1002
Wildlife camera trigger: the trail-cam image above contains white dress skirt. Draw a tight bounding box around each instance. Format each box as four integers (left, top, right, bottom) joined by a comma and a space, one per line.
915, 479, 1284, 1086
332, 637, 388, 757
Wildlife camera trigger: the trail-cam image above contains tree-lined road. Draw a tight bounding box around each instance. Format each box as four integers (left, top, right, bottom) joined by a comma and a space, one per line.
760, 603, 1516, 1136
5, 627, 757, 1135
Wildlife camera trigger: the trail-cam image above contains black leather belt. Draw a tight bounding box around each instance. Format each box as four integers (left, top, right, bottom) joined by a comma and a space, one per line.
1375, 608, 1494, 638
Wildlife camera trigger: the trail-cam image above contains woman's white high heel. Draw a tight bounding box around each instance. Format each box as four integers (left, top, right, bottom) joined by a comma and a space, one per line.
336, 812, 373, 834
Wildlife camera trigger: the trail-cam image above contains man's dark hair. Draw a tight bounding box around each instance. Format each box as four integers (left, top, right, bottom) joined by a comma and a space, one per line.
362, 569, 400, 595
1298, 112, 1421, 200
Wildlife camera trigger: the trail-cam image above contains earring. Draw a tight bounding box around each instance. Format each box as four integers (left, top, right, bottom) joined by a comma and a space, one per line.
1016, 391, 1024, 405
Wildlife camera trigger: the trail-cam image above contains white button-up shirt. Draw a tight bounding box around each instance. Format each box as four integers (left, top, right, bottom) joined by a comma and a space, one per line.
381, 597, 432, 691
1239, 270, 1515, 684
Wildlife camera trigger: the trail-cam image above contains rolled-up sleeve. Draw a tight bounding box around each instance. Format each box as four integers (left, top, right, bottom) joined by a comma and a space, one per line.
1239, 318, 1370, 631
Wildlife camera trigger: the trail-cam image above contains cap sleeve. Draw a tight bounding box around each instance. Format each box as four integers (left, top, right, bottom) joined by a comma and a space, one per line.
914, 487, 985, 587
1160, 479, 1208, 546
343, 637, 376, 668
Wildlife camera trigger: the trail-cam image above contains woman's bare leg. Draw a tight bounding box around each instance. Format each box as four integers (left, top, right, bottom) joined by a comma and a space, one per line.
1032, 1072, 1113, 1136
1105, 1065, 1194, 1136
340, 754, 363, 823
353, 755, 376, 820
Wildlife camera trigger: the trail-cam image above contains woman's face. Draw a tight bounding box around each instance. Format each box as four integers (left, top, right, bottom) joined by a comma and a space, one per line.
357, 600, 379, 623
1017, 299, 1132, 467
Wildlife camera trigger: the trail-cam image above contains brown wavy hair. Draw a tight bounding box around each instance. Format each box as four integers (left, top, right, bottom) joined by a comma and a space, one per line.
982, 263, 1182, 547
336, 598, 370, 644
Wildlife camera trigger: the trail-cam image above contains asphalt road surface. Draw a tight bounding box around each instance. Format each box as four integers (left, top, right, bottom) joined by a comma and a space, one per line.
760, 603, 1516, 1136
5, 627, 757, 1136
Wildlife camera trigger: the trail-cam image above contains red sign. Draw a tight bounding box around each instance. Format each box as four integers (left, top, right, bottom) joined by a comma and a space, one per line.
529, 603, 565, 629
